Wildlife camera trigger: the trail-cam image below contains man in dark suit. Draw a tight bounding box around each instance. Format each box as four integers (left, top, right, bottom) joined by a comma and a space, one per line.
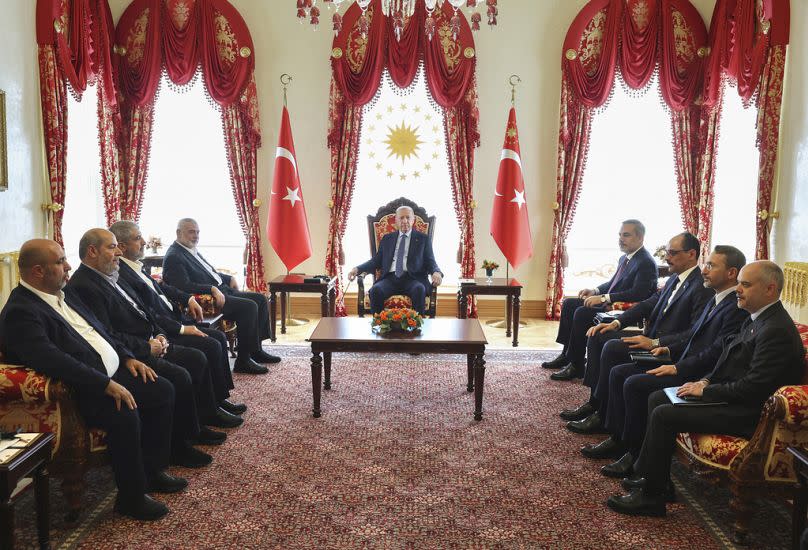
546, 220, 658, 380
607, 260, 805, 517
67, 229, 233, 469
162, 218, 278, 374
581, 246, 749, 477
347, 205, 443, 315
109, 220, 246, 418
562, 232, 713, 433
0, 239, 186, 521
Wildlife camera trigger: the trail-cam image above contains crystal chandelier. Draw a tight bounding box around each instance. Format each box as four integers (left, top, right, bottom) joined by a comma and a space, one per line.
294, 0, 498, 40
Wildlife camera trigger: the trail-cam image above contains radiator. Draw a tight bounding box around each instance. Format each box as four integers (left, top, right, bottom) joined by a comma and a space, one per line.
783, 262, 808, 324
0, 251, 19, 310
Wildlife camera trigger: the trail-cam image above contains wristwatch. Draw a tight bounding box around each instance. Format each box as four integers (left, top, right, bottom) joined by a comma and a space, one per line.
600, 295, 607, 303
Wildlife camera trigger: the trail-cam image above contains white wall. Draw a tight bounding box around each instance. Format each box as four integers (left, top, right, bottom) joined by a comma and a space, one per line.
0, 1, 46, 252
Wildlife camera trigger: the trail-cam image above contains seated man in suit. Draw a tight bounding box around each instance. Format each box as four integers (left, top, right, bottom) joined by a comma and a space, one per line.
581, 246, 749, 478
347, 205, 443, 315
67, 229, 232, 469
162, 218, 278, 374
547, 219, 658, 380
0, 239, 186, 521
110, 220, 246, 418
562, 232, 713, 433
607, 260, 805, 517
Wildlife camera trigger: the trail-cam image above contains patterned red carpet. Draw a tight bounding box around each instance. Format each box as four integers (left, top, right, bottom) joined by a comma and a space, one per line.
10, 346, 789, 548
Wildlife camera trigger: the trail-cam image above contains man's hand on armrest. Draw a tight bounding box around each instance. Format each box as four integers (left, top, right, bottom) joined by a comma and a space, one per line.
431, 272, 443, 287
211, 286, 226, 309
187, 296, 204, 322
348, 267, 359, 281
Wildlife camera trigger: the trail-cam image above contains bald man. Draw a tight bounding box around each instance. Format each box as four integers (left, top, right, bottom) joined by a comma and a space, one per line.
0, 239, 184, 521
606, 261, 805, 517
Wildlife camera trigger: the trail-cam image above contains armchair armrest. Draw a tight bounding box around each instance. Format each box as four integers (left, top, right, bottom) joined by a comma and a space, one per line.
356, 273, 370, 318
774, 385, 808, 426
0, 363, 53, 403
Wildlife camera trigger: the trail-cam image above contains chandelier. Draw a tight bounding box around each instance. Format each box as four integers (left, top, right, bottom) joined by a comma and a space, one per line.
295, 0, 499, 40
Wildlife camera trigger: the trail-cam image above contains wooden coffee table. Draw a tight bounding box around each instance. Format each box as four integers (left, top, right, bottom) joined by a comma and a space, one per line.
307, 318, 488, 420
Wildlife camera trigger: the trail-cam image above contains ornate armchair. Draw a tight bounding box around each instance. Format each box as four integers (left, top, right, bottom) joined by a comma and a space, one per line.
675, 322, 808, 544
356, 197, 438, 318
0, 350, 108, 522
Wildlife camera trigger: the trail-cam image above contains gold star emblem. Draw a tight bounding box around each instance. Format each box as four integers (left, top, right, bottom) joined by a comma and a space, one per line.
425, 114, 432, 121
384, 122, 423, 162
366, 138, 372, 145
369, 151, 376, 158
413, 171, 421, 178
375, 162, 382, 170
400, 103, 408, 111
376, 113, 383, 120
386, 170, 394, 178
414, 106, 421, 113
432, 152, 439, 159
433, 139, 441, 146
432, 125, 440, 133
387, 106, 394, 113
506, 126, 518, 139
399, 173, 407, 181
368, 125, 376, 132
424, 163, 432, 171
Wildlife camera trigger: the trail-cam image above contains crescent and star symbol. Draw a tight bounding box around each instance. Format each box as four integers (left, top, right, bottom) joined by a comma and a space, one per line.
494, 147, 526, 209
275, 146, 302, 206
283, 186, 302, 207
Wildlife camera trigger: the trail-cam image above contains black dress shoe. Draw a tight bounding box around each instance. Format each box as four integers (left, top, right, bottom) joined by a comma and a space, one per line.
581, 436, 624, 459
541, 353, 568, 369
220, 399, 247, 415
206, 407, 244, 429
559, 401, 595, 421
620, 477, 676, 502
606, 488, 666, 517
196, 427, 227, 446
233, 358, 269, 374
601, 452, 634, 477
114, 494, 169, 521
146, 471, 188, 494
170, 443, 212, 468
550, 364, 581, 381
566, 412, 606, 434
252, 350, 281, 364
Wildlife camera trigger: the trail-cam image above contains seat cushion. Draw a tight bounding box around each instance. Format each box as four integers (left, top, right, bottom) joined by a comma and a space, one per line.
676, 432, 748, 470
363, 294, 432, 310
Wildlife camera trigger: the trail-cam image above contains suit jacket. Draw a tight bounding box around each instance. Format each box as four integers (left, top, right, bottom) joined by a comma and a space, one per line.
667, 291, 749, 380
595, 247, 658, 303
356, 230, 441, 289
162, 242, 235, 296
67, 264, 166, 361
702, 301, 805, 407
118, 260, 193, 336
617, 267, 712, 345
0, 285, 132, 398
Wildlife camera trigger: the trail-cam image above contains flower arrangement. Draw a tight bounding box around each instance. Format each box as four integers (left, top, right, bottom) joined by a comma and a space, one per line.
653, 245, 667, 262
146, 236, 163, 254
481, 259, 500, 271
372, 307, 423, 334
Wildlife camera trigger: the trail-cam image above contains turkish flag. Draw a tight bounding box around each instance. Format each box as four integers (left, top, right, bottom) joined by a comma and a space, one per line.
490, 107, 533, 269
267, 106, 312, 271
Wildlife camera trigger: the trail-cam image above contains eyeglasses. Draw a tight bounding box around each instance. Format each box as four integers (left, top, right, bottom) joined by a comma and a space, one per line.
665, 249, 685, 256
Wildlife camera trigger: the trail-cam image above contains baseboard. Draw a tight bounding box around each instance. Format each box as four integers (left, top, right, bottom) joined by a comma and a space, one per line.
280, 295, 547, 319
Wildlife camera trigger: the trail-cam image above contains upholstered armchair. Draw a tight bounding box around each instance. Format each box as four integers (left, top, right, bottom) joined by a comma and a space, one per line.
193, 293, 237, 357
0, 354, 108, 522
356, 197, 438, 318
675, 322, 808, 544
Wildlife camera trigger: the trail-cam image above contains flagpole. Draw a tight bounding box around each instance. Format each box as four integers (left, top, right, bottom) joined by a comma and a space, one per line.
278, 72, 309, 328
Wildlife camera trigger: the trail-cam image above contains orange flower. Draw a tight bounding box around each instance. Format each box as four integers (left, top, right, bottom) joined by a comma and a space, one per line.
380, 311, 389, 321
393, 313, 402, 321
408, 318, 416, 327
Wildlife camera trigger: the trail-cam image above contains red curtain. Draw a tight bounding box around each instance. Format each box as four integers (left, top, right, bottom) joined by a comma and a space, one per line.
327, 0, 479, 314
36, 0, 121, 243
115, 0, 264, 289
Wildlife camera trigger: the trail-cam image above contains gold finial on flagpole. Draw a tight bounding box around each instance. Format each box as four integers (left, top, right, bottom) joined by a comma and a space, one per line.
280, 73, 292, 107
509, 74, 521, 106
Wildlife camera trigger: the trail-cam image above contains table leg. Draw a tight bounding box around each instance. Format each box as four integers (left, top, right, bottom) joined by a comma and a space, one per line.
324, 352, 332, 390
505, 294, 512, 337
280, 292, 288, 335
311, 352, 322, 418
0, 498, 13, 550
512, 294, 521, 347
320, 290, 329, 318
794, 473, 808, 550
473, 354, 486, 421
328, 287, 336, 317
459, 291, 469, 319
466, 354, 474, 392
34, 466, 49, 550
269, 291, 277, 342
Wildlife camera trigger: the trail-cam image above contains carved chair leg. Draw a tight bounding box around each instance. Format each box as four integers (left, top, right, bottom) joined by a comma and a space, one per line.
729, 482, 756, 545
60, 461, 88, 523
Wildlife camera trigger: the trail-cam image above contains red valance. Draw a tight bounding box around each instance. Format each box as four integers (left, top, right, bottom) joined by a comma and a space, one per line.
562, 0, 708, 111
330, 0, 476, 109
115, 0, 255, 106
36, 0, 118, 104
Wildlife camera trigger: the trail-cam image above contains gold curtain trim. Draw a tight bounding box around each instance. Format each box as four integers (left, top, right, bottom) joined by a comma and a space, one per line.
783, 262, 808, 307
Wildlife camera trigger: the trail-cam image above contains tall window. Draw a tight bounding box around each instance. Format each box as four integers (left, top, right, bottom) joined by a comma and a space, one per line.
709, 86, 759, 260
343, 68, 460, 286
62, 83, 106, 266
563, 75, 684, 294
139, 74, 244, 282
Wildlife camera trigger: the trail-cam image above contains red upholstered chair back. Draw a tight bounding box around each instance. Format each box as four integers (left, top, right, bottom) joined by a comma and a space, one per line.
366, 197, 436, 282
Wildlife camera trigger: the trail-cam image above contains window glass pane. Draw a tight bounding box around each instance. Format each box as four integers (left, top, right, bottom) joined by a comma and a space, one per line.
139, 75, 245, 283
564, 76, 683, 294
63, 83, 106, 266
710, 87, 759, 261
343, 68, 460, 286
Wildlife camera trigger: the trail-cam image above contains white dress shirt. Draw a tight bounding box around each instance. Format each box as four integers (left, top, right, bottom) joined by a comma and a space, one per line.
664, 265, 698, 313
388, 230, 412, 274
120, 256, 174, 311
177, 242, 223, 285
21, 280, 119, 377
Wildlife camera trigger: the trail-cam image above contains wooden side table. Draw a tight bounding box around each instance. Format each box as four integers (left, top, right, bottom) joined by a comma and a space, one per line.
268, 275, 337, 342
789, 446, 808, 550
0, 432, 54, 550
458, 278, 523, 347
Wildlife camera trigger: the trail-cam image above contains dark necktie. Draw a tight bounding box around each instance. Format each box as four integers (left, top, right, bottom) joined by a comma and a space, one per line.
680, 297, 717, 360
646, 277, 681, 337
607, 257, 628, 293
395, 234, 407, 277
